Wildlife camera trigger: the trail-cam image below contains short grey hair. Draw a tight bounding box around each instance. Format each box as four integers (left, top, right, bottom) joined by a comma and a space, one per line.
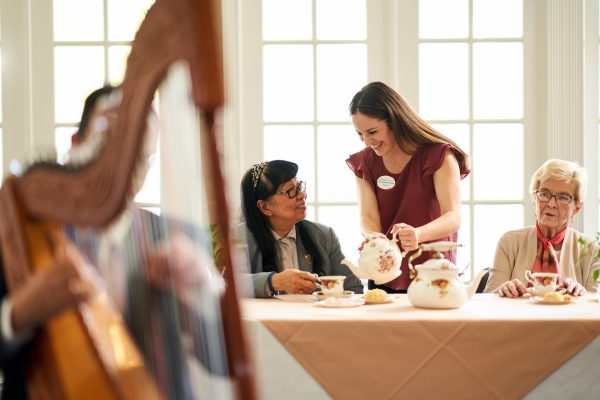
529, 159, 587, 202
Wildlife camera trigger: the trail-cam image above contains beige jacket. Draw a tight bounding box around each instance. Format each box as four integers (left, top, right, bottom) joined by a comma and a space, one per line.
484, 226, 599, 293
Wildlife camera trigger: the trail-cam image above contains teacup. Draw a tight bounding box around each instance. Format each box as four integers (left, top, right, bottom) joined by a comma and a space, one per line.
525, 271, 560, 295
317, 275, 346, 295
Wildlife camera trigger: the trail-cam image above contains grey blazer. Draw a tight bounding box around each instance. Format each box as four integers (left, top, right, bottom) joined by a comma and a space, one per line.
242, 220, 363, 298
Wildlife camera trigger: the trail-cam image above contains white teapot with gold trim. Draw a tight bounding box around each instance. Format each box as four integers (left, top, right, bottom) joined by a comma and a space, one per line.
407, 242, 486, 309
341, 233, 402, 284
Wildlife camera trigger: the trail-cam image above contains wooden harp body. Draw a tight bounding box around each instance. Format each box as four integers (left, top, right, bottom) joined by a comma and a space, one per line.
0, 0, 255, 398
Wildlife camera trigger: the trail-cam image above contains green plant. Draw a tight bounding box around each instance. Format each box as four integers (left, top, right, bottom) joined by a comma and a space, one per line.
577, 233, 600, 281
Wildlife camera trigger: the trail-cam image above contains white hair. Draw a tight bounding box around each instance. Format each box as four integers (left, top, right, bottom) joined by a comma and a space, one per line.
529, 159, 587, 202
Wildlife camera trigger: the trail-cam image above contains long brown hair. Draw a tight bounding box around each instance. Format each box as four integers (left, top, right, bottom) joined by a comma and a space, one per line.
350, 81, 471, 172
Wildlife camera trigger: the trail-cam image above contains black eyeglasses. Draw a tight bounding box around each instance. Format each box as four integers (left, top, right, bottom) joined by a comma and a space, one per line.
274, 181, 306, 198
535, 190, 575, 205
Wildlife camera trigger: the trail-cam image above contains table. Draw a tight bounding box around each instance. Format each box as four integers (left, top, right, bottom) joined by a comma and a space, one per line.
242, 293, 600, 400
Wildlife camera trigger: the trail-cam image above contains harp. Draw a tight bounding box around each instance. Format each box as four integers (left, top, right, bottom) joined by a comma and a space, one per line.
0, 0, 255, 398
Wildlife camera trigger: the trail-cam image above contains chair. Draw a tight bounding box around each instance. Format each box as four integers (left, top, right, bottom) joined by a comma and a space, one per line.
475, 267, 490, 293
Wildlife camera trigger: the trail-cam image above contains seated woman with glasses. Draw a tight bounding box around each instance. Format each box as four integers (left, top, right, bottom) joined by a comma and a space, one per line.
240, 160, 363, 298
484, 159, 599, 297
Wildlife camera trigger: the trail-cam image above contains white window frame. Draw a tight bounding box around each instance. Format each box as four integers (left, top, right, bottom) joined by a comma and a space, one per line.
232, 0, 600, 274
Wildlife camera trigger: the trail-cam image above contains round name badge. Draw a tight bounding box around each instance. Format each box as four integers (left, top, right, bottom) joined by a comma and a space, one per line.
376, 175, 395, 190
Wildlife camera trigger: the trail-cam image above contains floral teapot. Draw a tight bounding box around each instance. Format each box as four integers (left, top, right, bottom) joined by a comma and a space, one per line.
341, 232, 402, 284
407, 241, 487, 309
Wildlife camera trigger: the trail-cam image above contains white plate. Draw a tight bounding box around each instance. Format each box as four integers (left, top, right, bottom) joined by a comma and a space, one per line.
274, 294, 317, 303
312, 290, 354, 301
530, 296, 574, 305
314, 298, 365, 308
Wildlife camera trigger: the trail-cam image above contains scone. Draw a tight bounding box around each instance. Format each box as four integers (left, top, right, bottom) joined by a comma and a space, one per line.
543, 291, 570, 303
365, 288, 388, 303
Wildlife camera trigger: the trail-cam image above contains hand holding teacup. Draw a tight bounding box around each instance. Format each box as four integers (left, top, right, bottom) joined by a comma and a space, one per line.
271, 270, 319, 294
315, 275, 346, 296
559, 277, 586, 297
497, 278, 528, 298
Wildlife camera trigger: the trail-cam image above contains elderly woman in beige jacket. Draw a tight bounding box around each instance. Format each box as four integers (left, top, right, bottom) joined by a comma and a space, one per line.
485, 159, 599, 297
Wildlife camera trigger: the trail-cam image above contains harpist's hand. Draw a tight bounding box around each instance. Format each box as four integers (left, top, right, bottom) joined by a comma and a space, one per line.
145, 232, 212, 299
10, 244, 94, 336
496, 279, 527, 298
271, 270, 318, 294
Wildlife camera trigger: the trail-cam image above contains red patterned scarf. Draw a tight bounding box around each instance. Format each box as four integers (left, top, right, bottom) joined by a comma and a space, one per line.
531, 223, 567, 276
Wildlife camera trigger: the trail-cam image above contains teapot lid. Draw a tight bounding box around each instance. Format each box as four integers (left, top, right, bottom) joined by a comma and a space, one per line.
417, 257, 459, 270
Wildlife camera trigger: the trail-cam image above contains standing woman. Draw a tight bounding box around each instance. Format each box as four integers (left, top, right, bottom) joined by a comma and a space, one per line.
346, 82, 471, 293
241, 160, 363, 298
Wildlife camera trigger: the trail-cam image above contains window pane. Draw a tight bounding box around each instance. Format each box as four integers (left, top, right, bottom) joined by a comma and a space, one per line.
54, 47, 105, 123
457, 204, 471, 273
317, 125, 364, 202
473, 0, 523, 38
263, 0, 311, 40
317, 205, 362, 263
108, 45, 131, 85
419, 43, 468, 119
432, 123, 470, 201
263, 45, 313, 122
0, 53, 2, 121
135, 145, 161, 204
474, 204, 524, 269
306, 206, 315, 221
107, 0, 154, 41
316, 44, 367, 121
54, 0, 103, 41
473, 123, 523, 200
317, 0, 366, 40
264, 125, 315, 202
419, 0, 468, 39
55, 127, 76, 165
473, 43, 523, 119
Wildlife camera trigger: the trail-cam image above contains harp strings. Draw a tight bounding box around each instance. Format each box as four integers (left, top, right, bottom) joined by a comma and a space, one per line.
65, 63, 234, 397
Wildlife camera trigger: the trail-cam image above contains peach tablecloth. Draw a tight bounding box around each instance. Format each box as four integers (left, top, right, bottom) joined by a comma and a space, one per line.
242, 294, 600, 400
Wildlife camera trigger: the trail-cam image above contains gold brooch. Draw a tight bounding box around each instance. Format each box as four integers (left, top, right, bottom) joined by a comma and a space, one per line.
304, 253, 313, 265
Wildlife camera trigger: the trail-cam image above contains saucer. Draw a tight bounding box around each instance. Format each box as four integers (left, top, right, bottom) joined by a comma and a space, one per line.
526, 287, 565, 297
274, 294, 316, 303
531, 296, 574, 305
314, 297, 364, 308
312, 290, 353, 300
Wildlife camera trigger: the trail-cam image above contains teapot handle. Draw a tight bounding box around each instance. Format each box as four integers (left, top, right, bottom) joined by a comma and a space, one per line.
407, 246, 423, 278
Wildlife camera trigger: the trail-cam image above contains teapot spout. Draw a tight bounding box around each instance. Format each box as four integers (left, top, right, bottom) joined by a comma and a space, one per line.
341, 258, 365, 280
466, 269, 489, 300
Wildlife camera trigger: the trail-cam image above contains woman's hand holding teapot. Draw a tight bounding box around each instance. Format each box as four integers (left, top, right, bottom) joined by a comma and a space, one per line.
391, 223, 419, 252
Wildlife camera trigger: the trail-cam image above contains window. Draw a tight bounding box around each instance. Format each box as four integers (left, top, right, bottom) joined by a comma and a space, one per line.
250, 0, 369, 258
418, 0, 525, 274
238, 0, 532, 274
0, 0, 156, 209
0, 4, 3, 177
52, 0, 157, 208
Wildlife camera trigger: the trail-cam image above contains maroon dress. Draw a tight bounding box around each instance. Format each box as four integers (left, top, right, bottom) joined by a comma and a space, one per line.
346, 143, 470, 290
